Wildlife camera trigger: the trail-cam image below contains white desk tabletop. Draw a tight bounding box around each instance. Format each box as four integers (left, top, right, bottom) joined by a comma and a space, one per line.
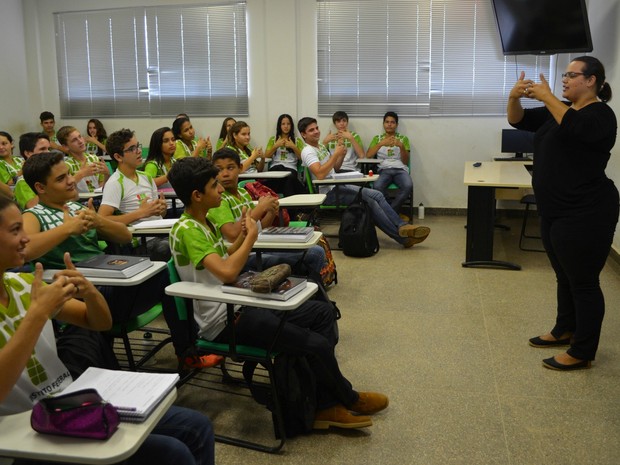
313, 174, 379, 185
278, 193, 326, 207
463, 161, 532, 188
42, 261, 167, 287
166, 281, 318, 311
238, 171, 291, 179
157, 188, 178, 198
78, 191, 103, 199
357, 158, 381, 164
0, 389, 176, 465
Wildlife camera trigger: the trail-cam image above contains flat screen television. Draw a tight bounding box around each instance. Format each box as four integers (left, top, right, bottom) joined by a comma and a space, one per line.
494, 129, 535, 161
491, 0, 593, 55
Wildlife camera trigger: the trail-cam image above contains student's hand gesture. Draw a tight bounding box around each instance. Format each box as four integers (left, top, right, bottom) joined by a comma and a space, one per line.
333, 138, 347, 158
157, 192, 167, 216
137, 196, 164, 218
526, 73, 553, 102
339, 130, 353, 141
251, 147, 263, 161
257, 195, 279, 214
52, 252, 96, 300
277, 137, 288, 148
30, 262, 75, 320
323, 131, 338, 144
243, 208, 258, 242
63, 205, 92, 235
205, 136, 213, 154
196, 137, 208, 153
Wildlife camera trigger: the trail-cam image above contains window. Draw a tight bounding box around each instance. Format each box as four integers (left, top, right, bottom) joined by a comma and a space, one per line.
55, 3, 248, 118
317, 0, 551, 117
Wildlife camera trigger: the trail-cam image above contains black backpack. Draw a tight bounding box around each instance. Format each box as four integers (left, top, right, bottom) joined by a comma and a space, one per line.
338, 188, 380, 257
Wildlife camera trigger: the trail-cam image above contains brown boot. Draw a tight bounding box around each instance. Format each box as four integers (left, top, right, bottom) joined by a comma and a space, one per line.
313, 405, 372, 430
349, 392, 389, 415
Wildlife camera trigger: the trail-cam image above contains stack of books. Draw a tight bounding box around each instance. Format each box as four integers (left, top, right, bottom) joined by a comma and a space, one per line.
61, 367, 179, 422
221, 271, 307, 301
258, 226, 314, 243
74, 254, 153, 279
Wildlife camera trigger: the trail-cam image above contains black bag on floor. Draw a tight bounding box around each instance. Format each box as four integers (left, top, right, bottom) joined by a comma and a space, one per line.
338, 188, 380, 257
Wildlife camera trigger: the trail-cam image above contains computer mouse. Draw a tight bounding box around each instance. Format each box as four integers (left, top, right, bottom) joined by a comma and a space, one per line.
473, 162, 482, 167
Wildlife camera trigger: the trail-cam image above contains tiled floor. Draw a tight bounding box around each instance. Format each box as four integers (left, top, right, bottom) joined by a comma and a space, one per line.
157, 214, 620, 465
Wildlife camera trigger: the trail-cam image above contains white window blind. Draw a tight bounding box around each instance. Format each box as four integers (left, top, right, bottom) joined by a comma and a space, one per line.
317, 0, 550, 117
55, 3, 248, 118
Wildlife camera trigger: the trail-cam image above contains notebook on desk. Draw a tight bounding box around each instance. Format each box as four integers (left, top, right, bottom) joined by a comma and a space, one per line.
62, 367, 179, 422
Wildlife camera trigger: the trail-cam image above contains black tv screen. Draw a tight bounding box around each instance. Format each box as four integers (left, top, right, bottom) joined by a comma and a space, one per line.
502, 129, 535, 157
491, 0, 593, 55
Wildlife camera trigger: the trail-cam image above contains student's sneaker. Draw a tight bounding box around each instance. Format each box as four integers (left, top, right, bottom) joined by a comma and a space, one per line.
313, 405, 372, 430
178, 354, 224, 370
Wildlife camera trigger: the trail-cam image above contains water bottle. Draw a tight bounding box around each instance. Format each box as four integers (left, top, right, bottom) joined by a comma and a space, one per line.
418, 203, 425, 220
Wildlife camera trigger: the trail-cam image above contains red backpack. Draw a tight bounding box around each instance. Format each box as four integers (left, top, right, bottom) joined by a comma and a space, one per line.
243, 181, 290, 226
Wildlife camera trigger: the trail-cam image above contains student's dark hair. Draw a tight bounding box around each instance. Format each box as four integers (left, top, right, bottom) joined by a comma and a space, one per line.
225, 121, 251, 156
332, 111, 349, 123
106, 128, 135, 158
573, 56, 613, 103
147, 127, 173, 167
297, 117, 317, 135
275, 114, 298, 153
23, 151, 65, 192
383, 111, 398, 123
167, 157, 219, 206
0, 194, 18, 217
176, 113, 189, 120
39, 111, 55, 122
56, 126, 78, 146
172, 117, 191, 140
0, 131, 14, 144
218, 117, 236, 140
19, 132, 49, 157
212, 147, 241, 167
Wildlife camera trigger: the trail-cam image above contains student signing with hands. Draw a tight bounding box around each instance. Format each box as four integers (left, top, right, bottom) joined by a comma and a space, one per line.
99, 128, 168, 225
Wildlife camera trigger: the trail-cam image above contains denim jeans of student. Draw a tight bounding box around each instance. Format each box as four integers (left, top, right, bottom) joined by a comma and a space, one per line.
325, 184, 407, 244
13, 406, 215, 465
372, 168, 413, 212
214, 299, 358, 410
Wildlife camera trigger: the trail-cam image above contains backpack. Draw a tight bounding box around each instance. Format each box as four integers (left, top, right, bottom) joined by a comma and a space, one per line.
243, 354, 317, 439
244, 181, 291, 226
316, 231, 338, 287
338, 188, 380, 257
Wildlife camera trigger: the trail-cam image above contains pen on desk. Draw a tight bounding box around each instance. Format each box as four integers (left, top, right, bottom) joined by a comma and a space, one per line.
114, 406, 137, 412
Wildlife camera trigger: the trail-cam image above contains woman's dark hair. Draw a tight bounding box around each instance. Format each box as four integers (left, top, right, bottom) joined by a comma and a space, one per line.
574, 56, 612, 103
167, 157, 219, 206
172, 117, 191, 140
275, 114, 297, 154
0, 194, 18, 218
147, 127, 173, 167
218, 117, 236, 140
225, 121, 251, 157
0, 131, 14, 143
86, 119, 107, 156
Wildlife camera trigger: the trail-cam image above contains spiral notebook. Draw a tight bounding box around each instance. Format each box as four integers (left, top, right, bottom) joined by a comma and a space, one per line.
61, 367, 179, 422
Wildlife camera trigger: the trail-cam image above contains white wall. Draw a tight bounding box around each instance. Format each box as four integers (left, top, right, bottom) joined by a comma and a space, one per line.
9, 0, 620, 247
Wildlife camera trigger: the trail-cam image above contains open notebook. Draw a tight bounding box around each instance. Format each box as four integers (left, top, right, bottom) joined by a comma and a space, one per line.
61, 367, 179, 422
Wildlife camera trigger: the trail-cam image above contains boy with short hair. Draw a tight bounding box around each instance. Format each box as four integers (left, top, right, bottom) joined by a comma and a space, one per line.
39, 111, 65, 153
168, 156, 389, 430
323, 111, 365, 172
57, 126, 109, 193
14, 132, 51, 209
208, 148, 326, 279
299, 116, 430, 248
366, 111, 414, 213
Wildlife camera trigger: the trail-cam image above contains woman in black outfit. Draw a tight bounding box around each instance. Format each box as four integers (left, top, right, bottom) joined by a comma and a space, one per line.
507, 56, 618, 371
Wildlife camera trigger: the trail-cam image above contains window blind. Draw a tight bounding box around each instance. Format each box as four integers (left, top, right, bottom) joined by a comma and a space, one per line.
55, 2, 248, 118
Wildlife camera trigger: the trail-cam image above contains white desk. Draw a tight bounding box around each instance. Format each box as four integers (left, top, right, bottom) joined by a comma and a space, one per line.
238, 171, 291, 180
0, 389, 176, 465
357, 158, 381, 174
166, 281, 318, 310
78, 191, 103, 200
463, 161, 532, 270
42, 261, 167, 287
278, 193, 326, 208
312, 174, 379, 185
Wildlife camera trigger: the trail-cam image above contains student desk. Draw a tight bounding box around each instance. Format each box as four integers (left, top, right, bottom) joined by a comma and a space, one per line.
42, 261, 167, 286
238, 171, 291, 180
78, 190, 103, 200
165, 281, 318, 310
462, 161, 532, 270
0, 389, 176, 464
278, 193, 326, 225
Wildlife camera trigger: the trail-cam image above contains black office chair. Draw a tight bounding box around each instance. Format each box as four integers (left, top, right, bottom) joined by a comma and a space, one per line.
519, 194, 545, 252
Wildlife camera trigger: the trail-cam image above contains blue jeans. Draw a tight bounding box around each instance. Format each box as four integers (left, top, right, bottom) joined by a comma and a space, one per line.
373, 168, 413, 212
325, 185, 407, 244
